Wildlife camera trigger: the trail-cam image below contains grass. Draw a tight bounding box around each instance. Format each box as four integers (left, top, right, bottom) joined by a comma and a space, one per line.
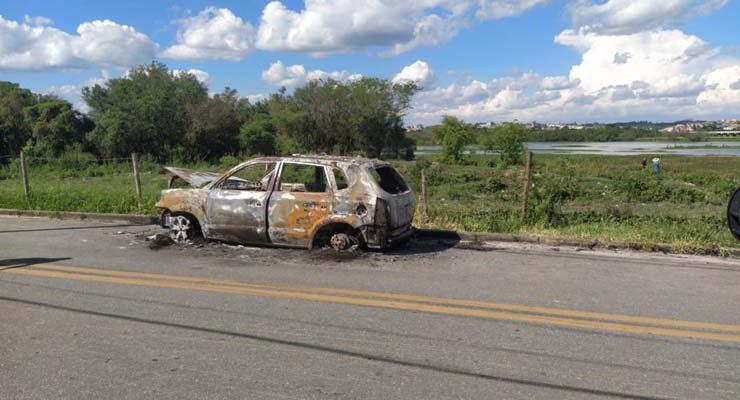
1, 153, 739, 254
393, 154, 740, 253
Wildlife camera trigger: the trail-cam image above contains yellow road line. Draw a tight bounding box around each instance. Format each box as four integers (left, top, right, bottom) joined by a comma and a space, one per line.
4, 266, 740, 343
27, 263, 740, 334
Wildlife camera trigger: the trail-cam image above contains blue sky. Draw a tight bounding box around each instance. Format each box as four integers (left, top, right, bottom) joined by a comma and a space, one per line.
1, 0, 739, 124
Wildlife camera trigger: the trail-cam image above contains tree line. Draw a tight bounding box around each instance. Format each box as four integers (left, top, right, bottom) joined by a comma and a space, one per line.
0, 62, 418, 164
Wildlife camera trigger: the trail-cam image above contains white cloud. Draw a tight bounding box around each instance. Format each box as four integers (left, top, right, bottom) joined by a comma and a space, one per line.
261, 60, 361, 87
385, 13, 465, 56
172, 68, 211, 84
567, 0, 728, 35
46, 74, 109, 112
697, 66, 740, 111
410, 71, 575, 123
392, 61, 436, 87
476, 0, 550, 19
245, 93, 269, 103
262, 61, 308, 87
407, 32, 740, 126
555, 29, 714, 93
613, 52, 630, 64
0, 15, 157, 71
256, 1, 413, 54
540, 75, 580, 91
161, 7, 255, 61
23, 15, 53, 26
255, 1, 546, 56
406, 23, 740, 125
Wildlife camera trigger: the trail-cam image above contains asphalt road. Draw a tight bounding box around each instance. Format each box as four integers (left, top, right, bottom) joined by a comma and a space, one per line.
1, 216, 739, 399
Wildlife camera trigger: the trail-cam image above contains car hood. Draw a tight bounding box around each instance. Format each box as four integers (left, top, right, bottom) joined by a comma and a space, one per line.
162, 167, 221, 188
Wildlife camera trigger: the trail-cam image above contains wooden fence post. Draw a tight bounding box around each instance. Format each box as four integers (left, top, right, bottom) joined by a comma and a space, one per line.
131, 153, 142, 200
421, 168, 429, 222
20, 151, 30, 201
521, 151, 533, 220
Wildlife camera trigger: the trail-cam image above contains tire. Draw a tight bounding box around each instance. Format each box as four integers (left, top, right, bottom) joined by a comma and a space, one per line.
727, 188, 740, 240
313, 224, 361, 251
329, 232, 353, 251
169, 214, 201, 243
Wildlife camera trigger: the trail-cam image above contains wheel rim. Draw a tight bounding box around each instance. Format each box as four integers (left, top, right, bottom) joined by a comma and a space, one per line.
329, 233, 351, 251
170, 215, 192, 243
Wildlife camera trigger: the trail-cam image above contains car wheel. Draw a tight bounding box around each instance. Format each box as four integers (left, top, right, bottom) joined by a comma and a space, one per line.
727, 188, 740, 239
169, 214, 198, 243
329, 232, 353, 251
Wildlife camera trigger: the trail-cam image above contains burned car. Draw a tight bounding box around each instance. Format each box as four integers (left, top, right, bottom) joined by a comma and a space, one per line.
156, 156, 415, 250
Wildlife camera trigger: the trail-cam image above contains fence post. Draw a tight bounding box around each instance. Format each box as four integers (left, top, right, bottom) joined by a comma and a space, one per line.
131, 153, 142, 200
420, 168, 429, 222
20, 151, 30, 201
521, 151, 533, 220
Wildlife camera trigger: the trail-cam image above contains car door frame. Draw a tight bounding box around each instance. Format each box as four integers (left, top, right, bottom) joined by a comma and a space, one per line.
204, 161, 277, 244
267, 161, 334, 247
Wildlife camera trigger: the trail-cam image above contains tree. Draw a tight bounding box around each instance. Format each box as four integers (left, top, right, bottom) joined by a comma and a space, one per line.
291, 79, 354, 153
483, 123, 528, 166
0, 81, 36, 159
240, 114, 278, 156
277, 77, 417, 157
182, 94, 241, 162
82, 62, 208, 160
352, 78, 417, 158
434, 115, 473, 163
23, 100, 92, 158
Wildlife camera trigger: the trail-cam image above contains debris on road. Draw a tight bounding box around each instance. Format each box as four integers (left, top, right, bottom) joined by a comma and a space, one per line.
146, 233, 174, 250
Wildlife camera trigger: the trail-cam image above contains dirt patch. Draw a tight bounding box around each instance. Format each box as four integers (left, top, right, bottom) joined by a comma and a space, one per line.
454, 241, 503, 252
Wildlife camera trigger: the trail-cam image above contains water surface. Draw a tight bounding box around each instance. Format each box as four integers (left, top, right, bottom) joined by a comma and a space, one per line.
416, 141, 740, 156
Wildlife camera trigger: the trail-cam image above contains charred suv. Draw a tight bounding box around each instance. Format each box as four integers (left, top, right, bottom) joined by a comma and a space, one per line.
155, 156, 415, 250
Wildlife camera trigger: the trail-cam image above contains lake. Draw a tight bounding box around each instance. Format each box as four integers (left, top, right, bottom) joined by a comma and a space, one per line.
416, 141, 740, 156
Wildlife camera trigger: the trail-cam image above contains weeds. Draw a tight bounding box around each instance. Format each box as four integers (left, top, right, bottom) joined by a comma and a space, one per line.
1, 152, 739, 251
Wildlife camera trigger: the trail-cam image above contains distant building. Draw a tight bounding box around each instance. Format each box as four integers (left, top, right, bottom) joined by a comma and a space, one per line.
661, 123, 698, 133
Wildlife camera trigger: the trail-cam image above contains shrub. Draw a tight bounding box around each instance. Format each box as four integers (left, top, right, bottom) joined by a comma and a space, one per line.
482, 123, 528, 166
434, 116, 473, 163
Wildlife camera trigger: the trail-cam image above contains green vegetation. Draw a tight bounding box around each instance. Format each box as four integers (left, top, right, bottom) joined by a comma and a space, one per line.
434, 116, 474, 163
0, 81, 93, 160
397, 154, 740, 254
2, 152, 739, 254
1, 62, 417, 164
2, 62, 739, 254
481, 123, 528, 166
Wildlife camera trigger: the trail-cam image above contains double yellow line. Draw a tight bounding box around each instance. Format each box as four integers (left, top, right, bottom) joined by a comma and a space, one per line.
4, 263, 740, 343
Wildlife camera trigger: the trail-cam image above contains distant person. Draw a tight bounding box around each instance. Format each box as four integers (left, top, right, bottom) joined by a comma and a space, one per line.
652, 157, 661, 174
640, 158, 647, 169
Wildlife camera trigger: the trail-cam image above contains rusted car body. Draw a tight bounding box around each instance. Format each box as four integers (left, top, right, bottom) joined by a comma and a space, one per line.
155, 156, 415, 250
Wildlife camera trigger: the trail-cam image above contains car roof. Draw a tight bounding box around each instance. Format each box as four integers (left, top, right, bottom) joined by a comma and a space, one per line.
246, 155, 389, 168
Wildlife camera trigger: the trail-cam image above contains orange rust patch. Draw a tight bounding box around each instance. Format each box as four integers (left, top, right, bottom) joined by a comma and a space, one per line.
283, 196, 332, 240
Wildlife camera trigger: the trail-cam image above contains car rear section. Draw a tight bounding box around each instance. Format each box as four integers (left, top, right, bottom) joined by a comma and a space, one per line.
362, 164, 415, 249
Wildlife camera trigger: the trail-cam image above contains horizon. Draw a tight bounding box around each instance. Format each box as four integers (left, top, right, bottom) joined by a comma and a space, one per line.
1, 1, 739, 125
